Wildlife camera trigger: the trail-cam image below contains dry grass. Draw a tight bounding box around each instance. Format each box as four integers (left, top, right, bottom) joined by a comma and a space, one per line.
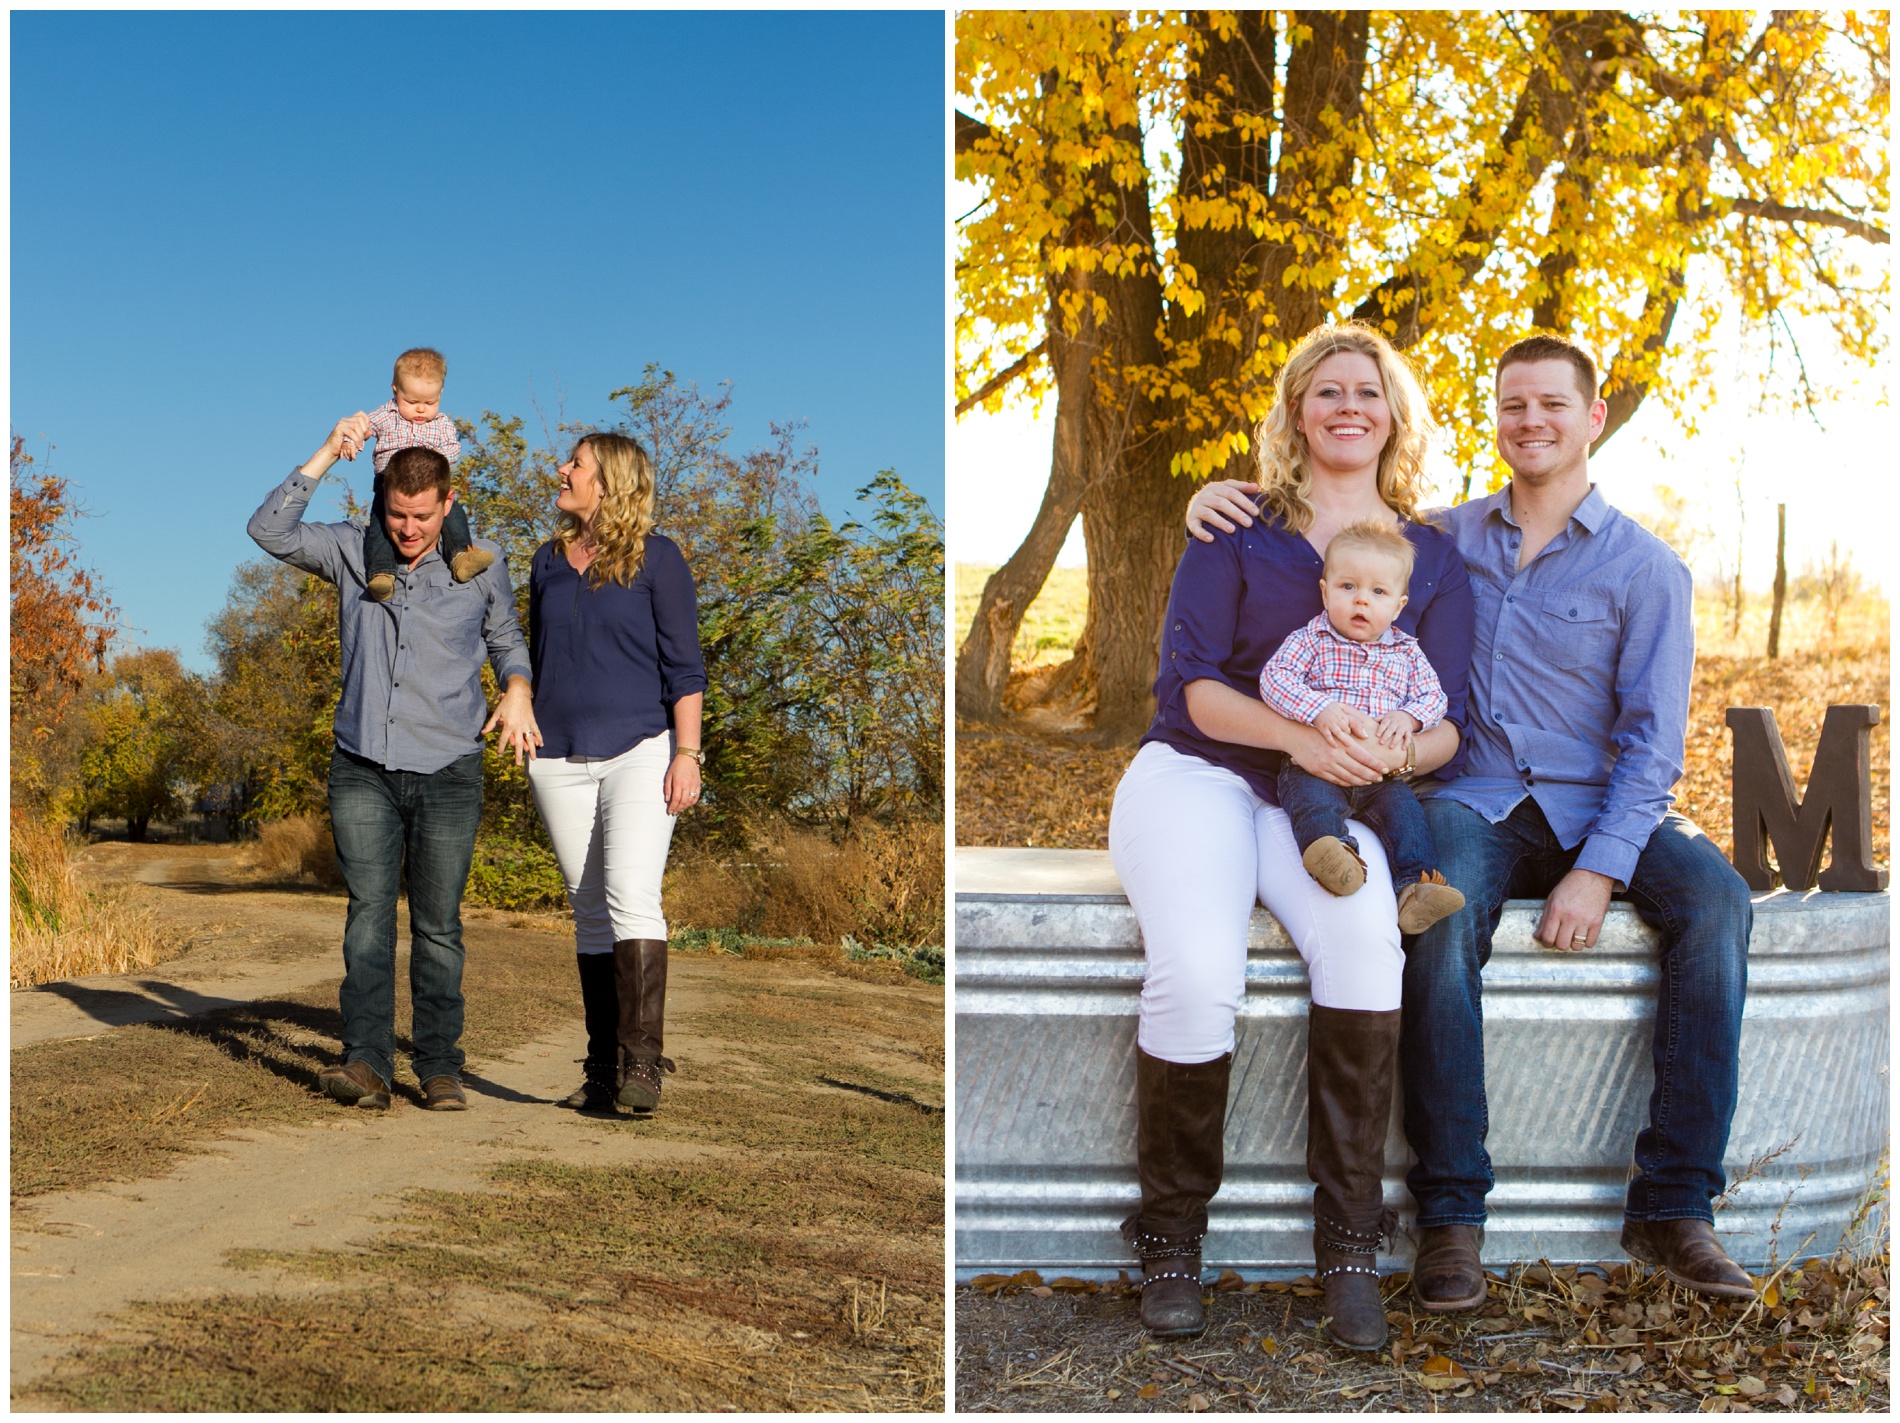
957, 564, 1091, 671
666, 818, 945, 950
245, 813, 344, 888
955, 1250, 1890, 1413
8, 816, 183, 988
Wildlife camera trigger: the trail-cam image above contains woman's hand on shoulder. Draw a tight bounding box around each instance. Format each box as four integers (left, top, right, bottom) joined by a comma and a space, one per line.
1187, 480, 1262, 543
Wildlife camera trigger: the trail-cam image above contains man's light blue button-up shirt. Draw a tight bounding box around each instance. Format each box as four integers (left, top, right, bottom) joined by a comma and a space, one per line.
248, 468, 533, 775
1418, 483, 1695, 888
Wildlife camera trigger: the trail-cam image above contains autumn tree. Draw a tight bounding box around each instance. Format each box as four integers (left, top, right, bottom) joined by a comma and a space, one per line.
10, 434, 117, 809
205, 559, 342, 823
957, 11, 1890, 739
74, 648, 218, 841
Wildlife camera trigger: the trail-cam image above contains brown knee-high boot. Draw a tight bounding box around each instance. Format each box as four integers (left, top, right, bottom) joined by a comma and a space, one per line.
559, 952, 619, 1110
1121, 1047, 1232, 1336
613, 937, 675, 1110
1307, 1004, 1401, 1351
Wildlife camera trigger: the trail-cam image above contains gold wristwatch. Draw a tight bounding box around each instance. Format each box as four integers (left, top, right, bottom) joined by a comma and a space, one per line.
675, 745, 704, 766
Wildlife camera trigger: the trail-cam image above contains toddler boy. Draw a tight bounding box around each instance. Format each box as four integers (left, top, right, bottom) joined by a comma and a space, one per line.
342, 347, 492, 601
1259, 519, 1465, 934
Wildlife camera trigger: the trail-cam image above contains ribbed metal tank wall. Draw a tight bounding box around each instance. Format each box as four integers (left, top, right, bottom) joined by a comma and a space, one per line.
955, 848, 1889, 1275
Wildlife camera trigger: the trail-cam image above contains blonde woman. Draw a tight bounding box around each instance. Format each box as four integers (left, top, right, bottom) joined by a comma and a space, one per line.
1107, 323, 1473, 1348
526, 433, 706, 1113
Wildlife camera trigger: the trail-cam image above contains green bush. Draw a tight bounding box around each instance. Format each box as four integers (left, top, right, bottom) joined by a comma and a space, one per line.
464, 833, 567, 912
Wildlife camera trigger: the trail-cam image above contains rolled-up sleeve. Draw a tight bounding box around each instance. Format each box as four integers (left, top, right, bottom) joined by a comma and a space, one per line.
1574, 556, 1694, 886
248, 467, 348, 584
1165, 532, 1243, 690
649, 538, 707, 704
481, 548, 533, 689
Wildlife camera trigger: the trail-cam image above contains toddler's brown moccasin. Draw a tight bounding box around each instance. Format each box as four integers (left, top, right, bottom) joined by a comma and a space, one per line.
1397, 871, 1466, 934
1302, 836, 1367, 896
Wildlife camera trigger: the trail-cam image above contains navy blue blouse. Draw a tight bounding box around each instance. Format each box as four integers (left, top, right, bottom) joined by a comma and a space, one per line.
1142, 511, 1475, 804
527, 533, 708, 760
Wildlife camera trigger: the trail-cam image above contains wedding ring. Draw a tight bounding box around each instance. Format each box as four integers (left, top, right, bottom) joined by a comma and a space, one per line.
1570, 932, 1587, 945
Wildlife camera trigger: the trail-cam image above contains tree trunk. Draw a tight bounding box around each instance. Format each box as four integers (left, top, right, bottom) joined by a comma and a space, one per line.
1767, 503, 1787, 659
954, 300, 1096, 722
128, 815, 149, 842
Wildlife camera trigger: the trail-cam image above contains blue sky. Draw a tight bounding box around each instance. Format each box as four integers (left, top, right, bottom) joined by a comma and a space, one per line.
12, 11, 944, 669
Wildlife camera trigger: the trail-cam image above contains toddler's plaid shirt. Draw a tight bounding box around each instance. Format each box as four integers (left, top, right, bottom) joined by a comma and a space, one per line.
1259, 612, 1448, 729
367, 401, 462, 474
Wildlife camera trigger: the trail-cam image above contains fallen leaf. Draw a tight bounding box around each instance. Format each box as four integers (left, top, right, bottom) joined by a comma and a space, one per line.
1736, 1376, 1765, 1396
1187, 1393, 1209, 1411
1761, 1281, 1779, 1308
1105, 1389, 1121, 1401
1028, 1286, 1054, 1298
1417, 1376, 1465, 1392
1010, 1269, 1045, 1288
1420, 1355, 1469, 1377
970, 1274, 1011, 1294
1137, 1384, 1159, 1400
1258, 1337, 1278, 1355
1773, 1386, 1796, 1406
1050, 1276, 1096, 1293
1215, 1269, 1244, 1291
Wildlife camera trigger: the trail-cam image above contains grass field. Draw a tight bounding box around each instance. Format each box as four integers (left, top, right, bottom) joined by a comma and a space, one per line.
954, 564, 1891, 870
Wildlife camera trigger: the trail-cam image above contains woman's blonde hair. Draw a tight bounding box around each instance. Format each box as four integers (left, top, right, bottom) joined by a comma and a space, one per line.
1253, 322, 1437, 531
555, 432, 658, 588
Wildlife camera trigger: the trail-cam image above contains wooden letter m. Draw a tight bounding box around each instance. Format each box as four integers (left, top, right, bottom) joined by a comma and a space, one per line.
1727, 704, 1887, 892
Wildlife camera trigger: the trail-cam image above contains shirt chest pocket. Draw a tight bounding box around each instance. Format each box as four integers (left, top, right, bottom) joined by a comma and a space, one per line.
1539, 592, 1617, 671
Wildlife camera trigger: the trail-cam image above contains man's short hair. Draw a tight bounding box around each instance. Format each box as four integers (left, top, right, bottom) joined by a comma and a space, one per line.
1323, 518, 1417, 589
1497, 334, 1598, 403
393, 347, 447, 389
383, 446, 451, 500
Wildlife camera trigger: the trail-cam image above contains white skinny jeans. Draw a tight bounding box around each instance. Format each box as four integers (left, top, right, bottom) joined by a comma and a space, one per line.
1108, 741, 1404, 1063
527, 732, 679, 952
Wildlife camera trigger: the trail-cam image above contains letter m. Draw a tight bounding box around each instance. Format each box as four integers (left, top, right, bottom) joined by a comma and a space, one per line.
1727, 704, 1888, 893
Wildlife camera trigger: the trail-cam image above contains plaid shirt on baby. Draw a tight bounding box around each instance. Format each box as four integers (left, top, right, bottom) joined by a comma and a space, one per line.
367, 401, 462, 474
1259, 612, 1448, 730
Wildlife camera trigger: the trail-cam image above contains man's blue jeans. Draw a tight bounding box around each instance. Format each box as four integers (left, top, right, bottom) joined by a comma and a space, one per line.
1401, 796, 1752, 1226
327, 747, 484, 1086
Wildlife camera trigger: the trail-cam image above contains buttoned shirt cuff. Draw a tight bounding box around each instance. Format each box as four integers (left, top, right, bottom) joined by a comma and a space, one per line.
1400, 698, 1445, 731
1575, 833, 1640, 892
496, 661, 534, 690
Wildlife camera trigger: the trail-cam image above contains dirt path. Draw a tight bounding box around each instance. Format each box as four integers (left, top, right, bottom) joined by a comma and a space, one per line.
11, 842, 944, 1410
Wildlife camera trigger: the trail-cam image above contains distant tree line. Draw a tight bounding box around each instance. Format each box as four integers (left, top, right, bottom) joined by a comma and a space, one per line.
11, 373, 944, 885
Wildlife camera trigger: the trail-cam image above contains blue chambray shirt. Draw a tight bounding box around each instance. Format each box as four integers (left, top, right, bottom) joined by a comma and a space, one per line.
248, 468, 534, 774
1416, 483, 1695, 888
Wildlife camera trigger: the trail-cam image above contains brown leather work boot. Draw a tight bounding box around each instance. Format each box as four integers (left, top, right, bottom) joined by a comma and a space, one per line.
613, 937, 672, 1110
420, 1075, 467, 1111
1306, 1004, 1401, 1351
1412, 1223, 1487, 1311
1124, 1047, 1231, 1337
319, 1059, 391, 1110
1622, 1218, 1757, 1299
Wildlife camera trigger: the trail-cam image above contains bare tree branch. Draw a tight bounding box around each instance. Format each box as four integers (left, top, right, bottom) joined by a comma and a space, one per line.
1712, 197, 1891, 245
956, 341, 1048, 418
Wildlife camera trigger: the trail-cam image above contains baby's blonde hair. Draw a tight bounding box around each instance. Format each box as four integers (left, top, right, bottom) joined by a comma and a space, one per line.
393, 347, 447, 390
1254, 322, 1436, 532
1323, 518, 1416, 589
555, 432, 658, 588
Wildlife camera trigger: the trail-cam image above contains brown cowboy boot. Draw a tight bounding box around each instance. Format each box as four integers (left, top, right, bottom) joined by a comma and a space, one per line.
613, 938, 676, 1110
1306, 1004, 1402, 1351
559, 952, 618, 1111
1622, 1218, 1757, 1300
1122, 1047, 1231, 1337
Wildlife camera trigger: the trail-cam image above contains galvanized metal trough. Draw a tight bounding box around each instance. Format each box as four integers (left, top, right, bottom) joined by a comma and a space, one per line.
955, 847, 1889, 1276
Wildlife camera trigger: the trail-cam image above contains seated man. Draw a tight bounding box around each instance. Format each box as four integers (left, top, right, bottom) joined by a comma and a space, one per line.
249, 414, 540, 1112
1401, 336, 1756, 1307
